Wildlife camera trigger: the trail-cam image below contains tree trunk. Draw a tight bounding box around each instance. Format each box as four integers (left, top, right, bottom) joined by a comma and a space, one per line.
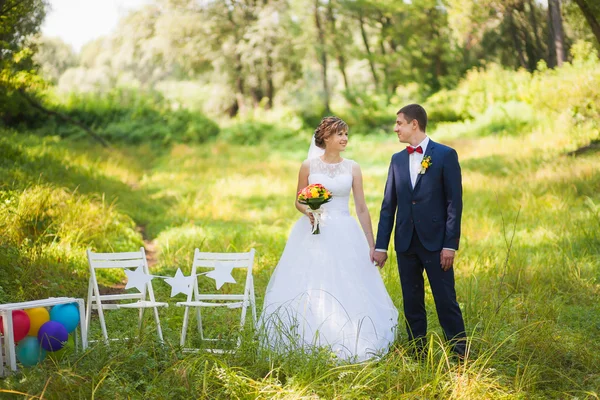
358, 14, 379, 88
266, 50, 274, 109
527, 0, 545, 61
227, 5, 245, 116
314, 0, 330, 114
572, 0, 600, 47
327, 1, 350, 91
508, 9, 528, 69
548, 0, 567, 66
234, 52, 245, 115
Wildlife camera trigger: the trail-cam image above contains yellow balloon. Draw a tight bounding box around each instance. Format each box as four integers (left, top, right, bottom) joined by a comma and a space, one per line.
25, 307, 50, 337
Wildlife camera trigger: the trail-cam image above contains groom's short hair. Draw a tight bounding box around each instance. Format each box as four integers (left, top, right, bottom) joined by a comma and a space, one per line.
398, 104, 427, 132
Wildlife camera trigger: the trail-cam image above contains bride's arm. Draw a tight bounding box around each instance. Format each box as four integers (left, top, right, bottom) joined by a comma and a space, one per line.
295, 160, 313, 222
352, 162, 375, 249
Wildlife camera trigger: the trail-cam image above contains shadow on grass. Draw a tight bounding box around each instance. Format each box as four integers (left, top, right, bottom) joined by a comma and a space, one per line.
0, 134, 173, 238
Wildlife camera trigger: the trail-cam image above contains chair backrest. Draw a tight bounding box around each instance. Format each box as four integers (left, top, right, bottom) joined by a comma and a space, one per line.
188, 248, 255, 300
87, 247, 157, 303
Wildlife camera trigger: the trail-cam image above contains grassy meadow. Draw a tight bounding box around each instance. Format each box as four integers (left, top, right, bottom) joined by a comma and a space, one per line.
1, 121, 599, 398
1, 58, 600, 399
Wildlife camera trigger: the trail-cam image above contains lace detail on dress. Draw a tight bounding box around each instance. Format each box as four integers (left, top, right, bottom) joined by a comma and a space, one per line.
309, 158, 354, 178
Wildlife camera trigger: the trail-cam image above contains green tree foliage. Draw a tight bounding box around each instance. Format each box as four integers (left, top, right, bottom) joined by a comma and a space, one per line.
0, 0, 48, 124
3, 0, 600, 129
33, 36, 77, 83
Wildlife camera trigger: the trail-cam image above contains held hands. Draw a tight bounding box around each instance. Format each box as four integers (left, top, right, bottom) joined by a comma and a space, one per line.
371, 249, 387, 268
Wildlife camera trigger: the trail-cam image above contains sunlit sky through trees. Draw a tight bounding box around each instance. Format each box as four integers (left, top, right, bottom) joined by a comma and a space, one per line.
42, 0, 150, 52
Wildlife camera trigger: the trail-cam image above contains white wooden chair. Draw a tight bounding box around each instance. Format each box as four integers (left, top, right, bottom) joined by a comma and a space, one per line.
86, 248, 168, 343
177, 248, 256, 353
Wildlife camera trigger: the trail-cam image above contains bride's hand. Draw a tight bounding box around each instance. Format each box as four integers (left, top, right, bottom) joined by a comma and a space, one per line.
305, 208, 315, 225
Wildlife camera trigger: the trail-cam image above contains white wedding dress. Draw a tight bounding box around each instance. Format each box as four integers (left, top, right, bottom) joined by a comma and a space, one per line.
260, 157, 398, 362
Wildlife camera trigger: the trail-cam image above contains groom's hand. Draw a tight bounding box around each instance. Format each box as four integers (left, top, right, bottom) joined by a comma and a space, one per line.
440, 249, 455, 271
372, 251, 388, 268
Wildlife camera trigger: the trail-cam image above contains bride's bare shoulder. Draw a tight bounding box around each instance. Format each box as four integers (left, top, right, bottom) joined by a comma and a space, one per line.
299, 159, 312, 172
347, 158, 360, 168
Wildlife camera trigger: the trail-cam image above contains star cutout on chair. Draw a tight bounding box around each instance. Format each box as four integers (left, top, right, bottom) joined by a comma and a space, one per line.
206, 262, 236, 290
165, 268, 194, 297
124, 266, 154, 292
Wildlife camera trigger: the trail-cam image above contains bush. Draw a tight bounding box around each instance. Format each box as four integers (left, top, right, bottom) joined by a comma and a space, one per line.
219, 121, 299, 146
426, 40, 600, 142
434, 101, 536, 138
338, 92, 396, 135
39, 88, 220, 145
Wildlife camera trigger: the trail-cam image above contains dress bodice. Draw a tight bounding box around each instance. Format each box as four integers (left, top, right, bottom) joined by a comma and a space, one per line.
308, 158, 354, 216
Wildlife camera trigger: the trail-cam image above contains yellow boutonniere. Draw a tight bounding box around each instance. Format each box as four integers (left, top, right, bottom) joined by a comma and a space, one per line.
420, 156, 432, 174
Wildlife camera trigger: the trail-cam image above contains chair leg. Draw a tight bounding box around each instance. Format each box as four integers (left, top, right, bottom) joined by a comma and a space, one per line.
240, 301, 248, 330
77, 299, 88, 351
85, 282, 93, 338
152, 307, 164, 343
138, 307, 145, 337
196, 307, 204, 340
97, 304, 109, 343
180, 306, 190, 347
250, 284, 257, 327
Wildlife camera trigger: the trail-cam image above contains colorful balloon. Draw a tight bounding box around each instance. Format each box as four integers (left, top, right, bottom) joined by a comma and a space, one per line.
50, 303, 80, 333
0, 310, 31, 342
16, 336, 47, 367
37, 321, 68, 352
25, 307, 50, 337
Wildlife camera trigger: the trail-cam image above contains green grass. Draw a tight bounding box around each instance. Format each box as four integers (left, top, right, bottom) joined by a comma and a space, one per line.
0, 107, 599, 399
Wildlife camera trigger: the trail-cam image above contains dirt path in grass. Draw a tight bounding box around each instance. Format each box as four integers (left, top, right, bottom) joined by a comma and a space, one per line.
104, 225, 158, 294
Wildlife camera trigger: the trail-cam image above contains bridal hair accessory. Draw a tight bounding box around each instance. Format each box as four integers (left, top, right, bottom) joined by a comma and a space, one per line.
297, 183, 332, 234
307, 135, 325, 159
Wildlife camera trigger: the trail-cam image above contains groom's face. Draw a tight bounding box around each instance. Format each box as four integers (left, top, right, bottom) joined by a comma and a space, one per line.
394, 113, 416, 143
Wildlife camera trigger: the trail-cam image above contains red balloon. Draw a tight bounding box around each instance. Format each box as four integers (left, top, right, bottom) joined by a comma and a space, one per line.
0, 310, 31, 342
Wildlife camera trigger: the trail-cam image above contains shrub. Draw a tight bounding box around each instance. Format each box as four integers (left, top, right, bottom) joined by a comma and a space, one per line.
38, 88, 220, 145
219, 121, 298, 146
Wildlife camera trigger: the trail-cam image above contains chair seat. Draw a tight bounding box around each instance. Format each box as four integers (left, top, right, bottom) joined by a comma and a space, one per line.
118, 301, 169, 309
177, 301, 244, 309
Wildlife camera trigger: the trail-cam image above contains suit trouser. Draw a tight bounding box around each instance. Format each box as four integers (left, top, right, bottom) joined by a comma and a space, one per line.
397, 230, 466, 351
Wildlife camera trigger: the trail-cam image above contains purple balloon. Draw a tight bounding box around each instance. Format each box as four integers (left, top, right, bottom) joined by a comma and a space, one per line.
37, 321, 68, 352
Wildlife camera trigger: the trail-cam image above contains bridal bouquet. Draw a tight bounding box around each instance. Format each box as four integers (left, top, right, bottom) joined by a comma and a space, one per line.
297, 183, 332, 234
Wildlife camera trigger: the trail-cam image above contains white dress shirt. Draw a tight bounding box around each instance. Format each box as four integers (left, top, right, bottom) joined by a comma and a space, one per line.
409, 136, 429, 188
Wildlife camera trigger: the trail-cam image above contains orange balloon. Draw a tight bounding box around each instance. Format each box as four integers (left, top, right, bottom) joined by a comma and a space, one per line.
25, 307, 50, 337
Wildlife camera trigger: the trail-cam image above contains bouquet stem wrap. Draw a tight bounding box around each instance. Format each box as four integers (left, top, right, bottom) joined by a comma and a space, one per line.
306, 207, 324, 234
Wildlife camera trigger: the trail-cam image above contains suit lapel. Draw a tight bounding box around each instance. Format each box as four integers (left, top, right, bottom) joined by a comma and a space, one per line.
399, 150, 413, 193
413, 140, 435, 191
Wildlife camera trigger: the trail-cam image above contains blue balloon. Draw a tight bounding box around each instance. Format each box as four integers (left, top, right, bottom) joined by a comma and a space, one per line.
38, 321, 68, 352
50, 303, 80, 333
16, 336, 47, 367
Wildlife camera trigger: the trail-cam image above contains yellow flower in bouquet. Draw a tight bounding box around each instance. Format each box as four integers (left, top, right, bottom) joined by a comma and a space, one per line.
297, 184, 333, 234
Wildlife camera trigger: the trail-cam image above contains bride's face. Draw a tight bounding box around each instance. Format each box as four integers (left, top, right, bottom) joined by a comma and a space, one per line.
324, 129, 349, 152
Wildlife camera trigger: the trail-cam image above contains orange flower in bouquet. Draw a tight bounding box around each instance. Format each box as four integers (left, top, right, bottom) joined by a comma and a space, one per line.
297, 183, 332, 234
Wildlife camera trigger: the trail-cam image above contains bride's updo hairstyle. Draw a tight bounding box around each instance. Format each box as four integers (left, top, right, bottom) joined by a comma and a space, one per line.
314, 116, 348, 149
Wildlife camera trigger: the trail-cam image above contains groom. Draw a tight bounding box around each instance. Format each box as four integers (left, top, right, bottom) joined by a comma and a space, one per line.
372, 104, 466, 356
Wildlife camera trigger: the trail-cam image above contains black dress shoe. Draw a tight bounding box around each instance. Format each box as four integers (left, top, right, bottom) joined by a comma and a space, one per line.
407, 337, 428, 360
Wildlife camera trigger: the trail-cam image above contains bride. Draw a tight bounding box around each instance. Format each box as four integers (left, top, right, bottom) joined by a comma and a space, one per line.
260, 116, 398, 362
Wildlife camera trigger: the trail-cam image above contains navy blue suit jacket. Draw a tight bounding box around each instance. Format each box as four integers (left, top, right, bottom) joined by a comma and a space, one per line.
375, 140, 463, 253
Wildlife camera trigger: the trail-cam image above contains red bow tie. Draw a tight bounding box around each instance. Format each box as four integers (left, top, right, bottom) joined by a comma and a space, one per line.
407, 146, 423, 154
